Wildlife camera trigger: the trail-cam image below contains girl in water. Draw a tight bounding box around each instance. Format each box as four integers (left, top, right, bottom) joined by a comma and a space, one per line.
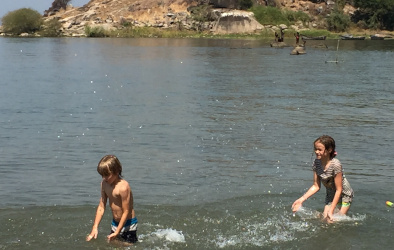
292, 135, 353, 221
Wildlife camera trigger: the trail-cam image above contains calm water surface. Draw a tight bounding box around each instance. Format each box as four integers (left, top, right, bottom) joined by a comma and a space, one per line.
0, 37, 393, 249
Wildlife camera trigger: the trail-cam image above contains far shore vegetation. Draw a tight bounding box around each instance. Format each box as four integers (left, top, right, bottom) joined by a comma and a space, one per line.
1, 1, 394, 39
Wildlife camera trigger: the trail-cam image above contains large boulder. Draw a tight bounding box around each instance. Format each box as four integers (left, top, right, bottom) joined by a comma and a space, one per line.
290, 44, 306, 55
211, 10, 264, 34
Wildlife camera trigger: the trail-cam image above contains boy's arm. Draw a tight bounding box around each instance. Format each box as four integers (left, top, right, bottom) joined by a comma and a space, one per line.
87, 182, 107, 241
107, 182, 131, 241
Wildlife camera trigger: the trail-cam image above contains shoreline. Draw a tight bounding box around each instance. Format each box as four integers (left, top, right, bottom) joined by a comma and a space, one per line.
0, 27, 394, 41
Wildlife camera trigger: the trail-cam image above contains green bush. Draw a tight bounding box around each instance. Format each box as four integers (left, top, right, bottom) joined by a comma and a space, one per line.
355, 20, 368, 29
353, 0, 394, 30
326, 6, 350, 32
189, 4, 214, 23
298, 29, 332, 38
252, 6, 311, 26
108, 26, 198, 38
239, 0, 253, 10
114, 26, 153, 38
251, 6, 289, 25
1, 8, 43, 35
39, 18, 62, 37
283, 10, 311, 25
85, 25, 107, 37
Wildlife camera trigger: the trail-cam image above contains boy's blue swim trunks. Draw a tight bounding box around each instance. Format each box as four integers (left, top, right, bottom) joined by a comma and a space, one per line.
111, 217, 138, 243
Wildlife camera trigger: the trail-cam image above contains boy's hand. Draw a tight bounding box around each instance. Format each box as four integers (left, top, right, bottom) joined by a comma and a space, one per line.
86, 229, 98, 241
107, 232, 118, 241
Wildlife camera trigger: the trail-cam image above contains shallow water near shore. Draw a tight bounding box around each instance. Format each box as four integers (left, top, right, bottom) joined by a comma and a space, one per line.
0, 37, 393, 249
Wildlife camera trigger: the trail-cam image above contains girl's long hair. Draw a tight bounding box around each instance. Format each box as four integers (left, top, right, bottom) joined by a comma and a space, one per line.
314, 135, 336, 159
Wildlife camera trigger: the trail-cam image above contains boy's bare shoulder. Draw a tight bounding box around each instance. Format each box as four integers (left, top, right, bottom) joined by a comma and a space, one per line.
118, 179, 131, 191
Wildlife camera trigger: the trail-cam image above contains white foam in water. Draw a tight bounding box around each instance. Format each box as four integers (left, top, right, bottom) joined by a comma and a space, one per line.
213, 216, 300, 248
153, 228, 185, 243
294, 206, 321, 219
215, 235, 240, 248
331, 213, 366, 222
294, 206, 366, 222
332, 213, 348, 221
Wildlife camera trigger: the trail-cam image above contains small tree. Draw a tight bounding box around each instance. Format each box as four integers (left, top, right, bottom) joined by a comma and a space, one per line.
85, 25, 107, 37
326, 5, 350, 32
44, 0, 72, 16
353, 0, 394, 30
40, 18, 63, 37
251, 6, 289, 25
51, 0, 72, 10
239, 0, 253, 10
1, 8, 43, 35
189, 4, 215, 32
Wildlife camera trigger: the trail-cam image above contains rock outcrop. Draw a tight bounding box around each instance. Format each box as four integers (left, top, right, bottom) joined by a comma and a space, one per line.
45, 0, 203, 36
45, 0, 274, 36
42, 0, 348, 37
290, 44, 306, 55
211, 10, 264, 34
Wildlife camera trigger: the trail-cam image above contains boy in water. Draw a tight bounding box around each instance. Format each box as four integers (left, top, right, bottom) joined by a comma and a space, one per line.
86, 155, 138, 244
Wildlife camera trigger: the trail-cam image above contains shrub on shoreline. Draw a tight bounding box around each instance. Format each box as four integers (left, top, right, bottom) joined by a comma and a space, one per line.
85, 25, 108, 37
251, 6, 289, 25
1, 8, 43, 35
39, 18, 63, 37
250, 6, 310, 26
1, 5, 388, 39
326, 5, 350, 32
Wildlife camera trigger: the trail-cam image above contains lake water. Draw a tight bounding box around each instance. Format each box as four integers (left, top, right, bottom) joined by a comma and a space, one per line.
0, 37, 393, 249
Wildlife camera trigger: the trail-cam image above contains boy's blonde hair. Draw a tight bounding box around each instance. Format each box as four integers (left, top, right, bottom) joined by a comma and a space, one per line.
97, 155, 123, 177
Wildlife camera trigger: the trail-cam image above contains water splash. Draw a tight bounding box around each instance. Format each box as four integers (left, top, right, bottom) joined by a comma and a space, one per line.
293, 206, 321, 219
152, 228, 185, 243
331, 213, 366, 222
209, 214, 308, 248
294, 206, 366, 223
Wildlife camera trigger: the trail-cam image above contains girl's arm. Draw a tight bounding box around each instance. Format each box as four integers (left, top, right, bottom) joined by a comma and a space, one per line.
292, 172, 321, 212
87, 182, 107, 241
107, 182, 131, 241
328, 172, 343, 219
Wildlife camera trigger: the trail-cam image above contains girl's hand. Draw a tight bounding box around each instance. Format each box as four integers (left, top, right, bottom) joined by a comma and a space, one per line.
327, 211, 334, 221
325, 214, 334, 223
292, 199, 303, 213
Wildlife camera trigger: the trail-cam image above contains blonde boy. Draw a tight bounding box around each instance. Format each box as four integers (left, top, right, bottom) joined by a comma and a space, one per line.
86, 155, 138, 244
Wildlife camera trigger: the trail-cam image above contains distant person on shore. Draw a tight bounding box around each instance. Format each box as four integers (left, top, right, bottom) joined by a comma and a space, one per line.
280, 27, 284, 42
275, 28, 284, 42
294, 32, 300, 44
292, 135, 354, 222
86, 155, 138, 245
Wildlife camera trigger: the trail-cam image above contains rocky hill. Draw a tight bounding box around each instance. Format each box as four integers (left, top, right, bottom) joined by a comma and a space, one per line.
44, 0, 355, 36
